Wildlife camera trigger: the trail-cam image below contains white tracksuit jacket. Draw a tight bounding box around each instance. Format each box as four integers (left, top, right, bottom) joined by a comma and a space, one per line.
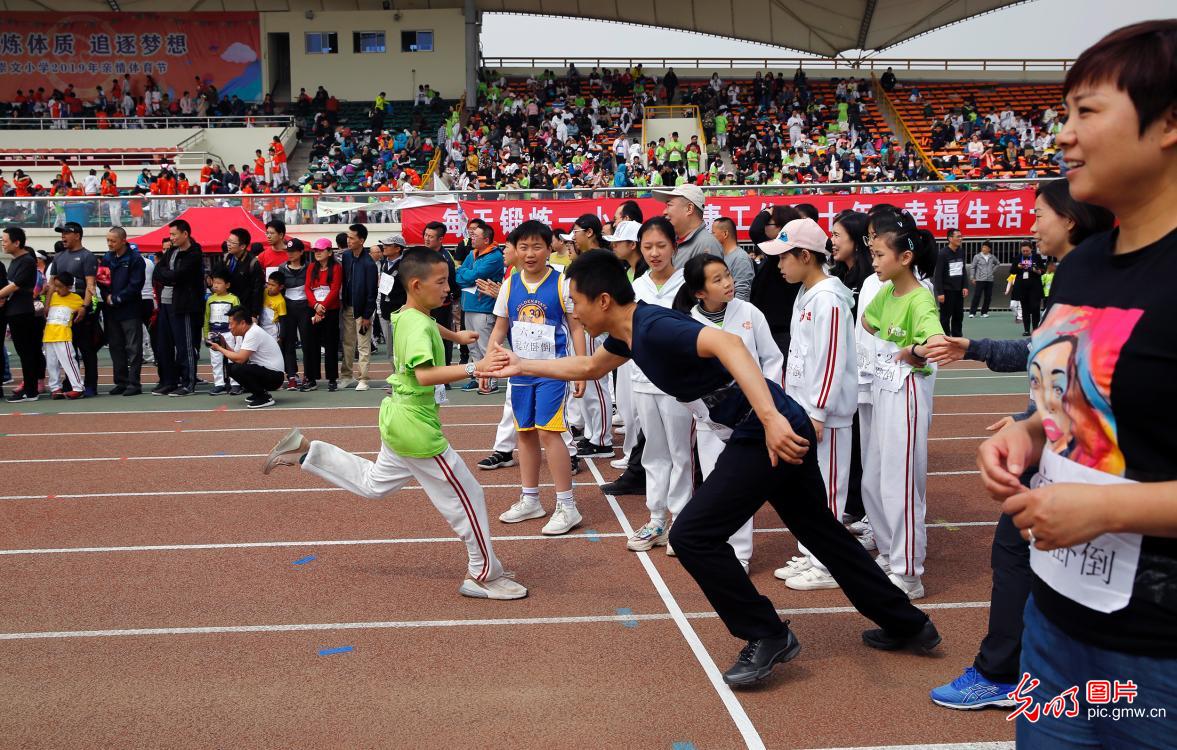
690, 297, 784, 384
785, 276, 858, 429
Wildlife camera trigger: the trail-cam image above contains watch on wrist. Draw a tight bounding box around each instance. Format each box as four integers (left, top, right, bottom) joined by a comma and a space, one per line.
465, 362, 477, 378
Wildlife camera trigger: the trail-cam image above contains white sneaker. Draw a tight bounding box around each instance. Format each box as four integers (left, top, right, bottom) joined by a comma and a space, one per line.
848, 518, 872, 535
858, 529, 877, 551
785, 567, 840, 591
609, 456, 629, 470
459, 574, 528, 600
262, 427, 309, 474
982, 313, 990, 318
626, 520, 668, 551
340, 378, 357, 389
614, 425, 626, 435
541, 503, 582, 535
612, 413, 624, 427
355, 380, 370, 391
876, 555, 892, 574
888, 572, 925, 600
773, 555, 812, 580
740, 560, 750, 575
498, 497, 545, 524
968, 313, 975, 318
665, 542, 676, 557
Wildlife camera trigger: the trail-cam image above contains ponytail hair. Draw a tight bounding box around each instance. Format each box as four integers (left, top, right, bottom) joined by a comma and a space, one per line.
871, 209, 938, 279
673, 253, 726, 313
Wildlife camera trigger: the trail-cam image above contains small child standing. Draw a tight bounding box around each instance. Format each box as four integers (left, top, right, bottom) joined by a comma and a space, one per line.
262, 271, 287, 340
204, 270, 241, 396
860, 211, 947, 600
490, 221, 587, 535
263, 248, 527, 600
763, 218, 858, 591
43, 272, 85, 399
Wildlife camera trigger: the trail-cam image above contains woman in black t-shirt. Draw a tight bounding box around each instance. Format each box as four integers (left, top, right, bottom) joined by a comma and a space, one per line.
978, 21, 1177, 747
0, 226, 43, 402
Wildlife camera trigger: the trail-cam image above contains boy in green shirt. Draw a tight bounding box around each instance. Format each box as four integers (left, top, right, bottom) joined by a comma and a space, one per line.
263, 249, 527, 601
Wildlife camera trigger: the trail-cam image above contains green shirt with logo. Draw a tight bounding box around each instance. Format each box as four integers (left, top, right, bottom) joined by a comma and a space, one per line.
380, 307, 447, 458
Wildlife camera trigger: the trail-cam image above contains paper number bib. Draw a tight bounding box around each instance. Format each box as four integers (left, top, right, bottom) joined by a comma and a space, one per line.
1029, 450, 1142, 613
872, 340, 910, 393
513, 321, 557, 360
47, 305, 73, 326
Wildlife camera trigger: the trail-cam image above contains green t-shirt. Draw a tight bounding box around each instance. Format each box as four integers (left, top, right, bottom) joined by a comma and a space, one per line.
1041, 271, 1054, 297
714, 114, 727, 134
381, 307, 447, 458
686, 148, 700, 166
863, 282, 944, 375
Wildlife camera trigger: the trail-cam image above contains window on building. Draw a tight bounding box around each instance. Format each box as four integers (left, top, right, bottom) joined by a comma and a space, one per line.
400, 30, 433, 53
305, 32, 338, 55
353, 31, 386, 54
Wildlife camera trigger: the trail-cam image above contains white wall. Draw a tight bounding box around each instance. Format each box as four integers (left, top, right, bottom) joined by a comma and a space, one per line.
259, 8, 467, 102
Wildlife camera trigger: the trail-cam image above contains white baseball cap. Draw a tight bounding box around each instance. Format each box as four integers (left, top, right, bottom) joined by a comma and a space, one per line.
758, 218, 830, 257
652, 184, 705, 212
602, 220, 640, 243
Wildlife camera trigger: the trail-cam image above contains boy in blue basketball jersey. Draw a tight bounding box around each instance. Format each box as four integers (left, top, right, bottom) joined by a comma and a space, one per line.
489, 221, 587, 535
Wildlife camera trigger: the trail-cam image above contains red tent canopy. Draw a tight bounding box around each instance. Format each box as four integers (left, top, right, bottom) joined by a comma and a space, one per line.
132, 206, 269, 253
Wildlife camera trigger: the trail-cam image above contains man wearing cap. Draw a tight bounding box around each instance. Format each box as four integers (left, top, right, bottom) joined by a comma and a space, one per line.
101, 227, 146, 396
50, 221, 100, 396
654, 184, 723, 269
340, 223, 378, 391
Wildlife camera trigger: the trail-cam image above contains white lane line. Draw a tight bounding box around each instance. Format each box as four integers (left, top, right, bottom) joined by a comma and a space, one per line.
0, 601, 992, 643
933, 393, 1025, 399
0, 448, 545, 464
804, 743, 1013, 750
929, 470, 981, 476
0, 482, 600, 502
0, 522, 996, 556
585, 457, 767, 750
2, 403, 498, 417
0, 422, 501, 438
934, 374, 1026, 380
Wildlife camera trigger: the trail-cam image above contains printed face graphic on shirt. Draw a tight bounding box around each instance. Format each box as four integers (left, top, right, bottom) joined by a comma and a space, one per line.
1028, 304, 1143, 476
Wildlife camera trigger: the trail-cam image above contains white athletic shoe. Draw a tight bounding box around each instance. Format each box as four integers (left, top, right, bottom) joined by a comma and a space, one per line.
876, 555, 892, 574
614, 425, 627, 436
355, 380, 370, 392
262, 428, 309, 475
459, 573, 528, 600
626, 520, 668, 551
499, 497, 546, 524
612, 413, 624, 427
541, 503, 582, 535
848, 518, 872, 535
665, 542, 676, 557
858, 529, 878, 551
785, 567, 841, 591
740, 560, 750, 575
773, 555, 812, 581
888, 572, 926, 600
609, 456, 630, 470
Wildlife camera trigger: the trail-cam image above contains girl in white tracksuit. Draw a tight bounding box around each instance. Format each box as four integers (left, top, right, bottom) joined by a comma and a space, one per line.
764, 221, 859, 591
624, 218, 692, 553
859, 211, 947, 600
678, 255, 784, 569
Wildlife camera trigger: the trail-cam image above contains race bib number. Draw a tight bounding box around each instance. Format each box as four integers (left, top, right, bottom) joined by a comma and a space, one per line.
1029, 450, 1141, 613
261, 307, 276, 326
47, 305, 72, 326
948, 260, 964, 277
210, 304, 230, 325
313, 286, 330, 303
872, 341, 910, 393
785, 347, 805, 388
378, 273, 396, 296
513, 321, 557, 360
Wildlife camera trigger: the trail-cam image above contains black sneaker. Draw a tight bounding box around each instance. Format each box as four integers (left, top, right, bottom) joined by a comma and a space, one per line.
5, 389, 38, 403
152, 384, 176, 396
169, 387, 193, 397
208, 385, 228, 396
109, 385, 127, 396
601, 471, 646, 497
570, 455, 582, 475
722, 628, 801, 687
246, 395, 276, 409
123, 387, 142, 397
576, 439, 615, 458
477, 451, 517, 470
328, 380, 338, 392
862, 619, 942, 653
570, 425, 584, 439
299, 380, 319, 392
229, 386, 243, 396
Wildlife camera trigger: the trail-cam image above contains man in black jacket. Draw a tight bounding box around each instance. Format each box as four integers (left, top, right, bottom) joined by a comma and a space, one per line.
151, 219, 205, 396
339, 222, 377, 391
50, 221, 100, 396
219, 227, 264, 319
101, 227, 146, 395
933, 228, 969, 338
422, 221, 459, 365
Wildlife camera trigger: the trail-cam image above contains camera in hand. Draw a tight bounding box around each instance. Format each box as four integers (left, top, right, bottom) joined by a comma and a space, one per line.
206, 333, 227, 348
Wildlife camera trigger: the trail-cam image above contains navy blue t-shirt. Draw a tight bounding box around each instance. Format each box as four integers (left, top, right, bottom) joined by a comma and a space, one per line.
602, 303, 810, 439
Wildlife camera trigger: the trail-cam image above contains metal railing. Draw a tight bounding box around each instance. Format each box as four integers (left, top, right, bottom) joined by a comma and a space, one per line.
0, 115, 295, 131
481, 57, 1075, 73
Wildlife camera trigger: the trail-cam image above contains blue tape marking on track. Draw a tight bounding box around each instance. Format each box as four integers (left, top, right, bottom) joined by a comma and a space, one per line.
584, 529, 601, 542
293, 555, 317, 565
671, 742, 697, 750
215, 451, 227, 456
615, 608, 638, 628
318, 646, 353, 656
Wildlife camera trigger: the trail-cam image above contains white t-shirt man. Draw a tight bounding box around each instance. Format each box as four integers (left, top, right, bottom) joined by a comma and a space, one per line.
234, 323, 284, 373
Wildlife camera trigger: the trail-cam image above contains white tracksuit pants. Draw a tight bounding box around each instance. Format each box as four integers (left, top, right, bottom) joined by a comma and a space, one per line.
696, 425, 754, 566
301, 440, 503, 582
492, 381, 575, 456
797, 424, 852, 574
209, 333, 239, 387
862, 372, 935, 578
618, 361, 642, 458
634, 390, 694, 523
45, 341, 84, 392
570, 334, 613, 447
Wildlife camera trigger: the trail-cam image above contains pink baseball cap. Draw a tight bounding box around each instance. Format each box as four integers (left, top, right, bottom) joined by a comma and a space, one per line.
758, 218, 829, 257
312, 237, 334, 251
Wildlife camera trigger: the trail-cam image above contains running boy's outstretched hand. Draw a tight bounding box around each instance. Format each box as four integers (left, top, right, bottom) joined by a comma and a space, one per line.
763, 412, 810, 467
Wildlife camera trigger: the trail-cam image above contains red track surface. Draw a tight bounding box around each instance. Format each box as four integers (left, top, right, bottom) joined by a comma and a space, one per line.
0, 393, 1024, 748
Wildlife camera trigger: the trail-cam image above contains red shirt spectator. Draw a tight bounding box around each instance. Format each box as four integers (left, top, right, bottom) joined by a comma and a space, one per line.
306, 256, 342, 310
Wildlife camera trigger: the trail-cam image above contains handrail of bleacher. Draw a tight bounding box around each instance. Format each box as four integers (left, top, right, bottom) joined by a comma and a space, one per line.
421, 94, 463, 189
0, 149, 187, 167
0, 115, 295, 131
872, 74, 944, 181
481, 57, 1074, 73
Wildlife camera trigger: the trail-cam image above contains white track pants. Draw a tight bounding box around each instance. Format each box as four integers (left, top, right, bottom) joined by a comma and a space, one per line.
862, 373, 935, 577
615, 360, 639, 456
493, 381, 574, 456
209, 334, 239, 387
797, 425, 852, 573
635, 391, 694, 523
573, 334, 613, 447
302, 440, 503, 582
696, 425, 755, 566
44, 341, 83, 392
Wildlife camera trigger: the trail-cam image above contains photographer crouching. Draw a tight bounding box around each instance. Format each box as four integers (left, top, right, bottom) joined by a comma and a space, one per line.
207, 307, 285, 409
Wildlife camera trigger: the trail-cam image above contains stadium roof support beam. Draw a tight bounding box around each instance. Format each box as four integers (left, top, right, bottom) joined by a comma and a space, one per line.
464, 0, 478, 110
856, 0, 878, 50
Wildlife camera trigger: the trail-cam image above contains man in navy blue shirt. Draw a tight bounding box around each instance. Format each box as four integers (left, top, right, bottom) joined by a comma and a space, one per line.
482, 250, 940, 686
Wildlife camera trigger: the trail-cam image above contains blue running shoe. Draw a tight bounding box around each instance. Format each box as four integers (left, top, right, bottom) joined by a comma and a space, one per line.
930, 667, 1017, 710
460, 379, 479, 392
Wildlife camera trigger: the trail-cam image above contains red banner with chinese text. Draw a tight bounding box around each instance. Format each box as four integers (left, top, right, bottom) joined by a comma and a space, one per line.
400, 189, 1037, 244
0, 13, 262, 101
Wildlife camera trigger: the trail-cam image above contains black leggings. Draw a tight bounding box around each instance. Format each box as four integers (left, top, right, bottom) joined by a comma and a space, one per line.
1021, 297, 1042, 334
303, 307, 339, 382
281, 299, 311, 377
